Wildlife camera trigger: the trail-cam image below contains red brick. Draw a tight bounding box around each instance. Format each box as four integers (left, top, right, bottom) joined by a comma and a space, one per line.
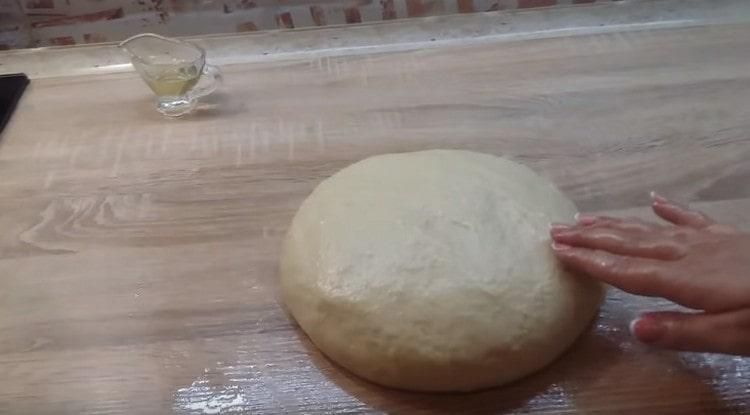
275, 12, 294, 29
237, 0, 256, 9
344, 7, 361, 24
31, 8, 124, 28
381, 0, 396, 20
236, 21, 257, 31
83, 33, 107, 43
25, 0, 54, 9
48, 36, 75, 46
518, 0, 557, 8
405, 0, 443, 17
310, 5, 326, 26
457, 0, 473, 13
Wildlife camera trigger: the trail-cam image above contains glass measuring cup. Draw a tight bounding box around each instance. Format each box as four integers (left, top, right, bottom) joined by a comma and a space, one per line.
119, 33, 222, 117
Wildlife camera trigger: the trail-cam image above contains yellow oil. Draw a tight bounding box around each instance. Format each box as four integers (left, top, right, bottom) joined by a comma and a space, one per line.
143, 63, 201, 96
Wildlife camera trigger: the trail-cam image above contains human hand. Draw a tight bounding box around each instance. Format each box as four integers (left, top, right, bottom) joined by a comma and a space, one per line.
549, 192, 750, 355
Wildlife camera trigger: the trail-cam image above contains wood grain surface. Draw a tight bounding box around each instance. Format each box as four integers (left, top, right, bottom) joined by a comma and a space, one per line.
1, 21, 750, 414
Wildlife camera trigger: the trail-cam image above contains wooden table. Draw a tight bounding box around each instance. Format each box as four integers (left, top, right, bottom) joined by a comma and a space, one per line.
1, 19, 750, 414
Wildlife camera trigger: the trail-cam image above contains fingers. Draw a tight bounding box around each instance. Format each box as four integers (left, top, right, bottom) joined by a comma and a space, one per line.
550, 223, 685, 260
574, 214, 653, 232
651, 191, 714, 228
630, 310, 750, 355
551, 243, 672, 297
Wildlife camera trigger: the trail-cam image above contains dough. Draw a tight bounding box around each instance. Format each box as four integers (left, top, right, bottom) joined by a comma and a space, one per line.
280, 150, 603, 392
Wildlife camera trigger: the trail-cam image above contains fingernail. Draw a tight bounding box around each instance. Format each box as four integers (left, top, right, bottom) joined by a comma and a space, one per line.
650, 191, 668, 204
551, 242, 571, 251
629, 315, 667, 344
574, 213, 597, 225
549, 223, 571, 233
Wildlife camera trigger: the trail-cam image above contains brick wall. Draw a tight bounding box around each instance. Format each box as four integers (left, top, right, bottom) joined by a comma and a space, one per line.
1, 0, 617, 50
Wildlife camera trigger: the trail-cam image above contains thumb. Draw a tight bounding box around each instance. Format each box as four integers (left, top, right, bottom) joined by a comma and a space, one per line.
629, 310, 750, 355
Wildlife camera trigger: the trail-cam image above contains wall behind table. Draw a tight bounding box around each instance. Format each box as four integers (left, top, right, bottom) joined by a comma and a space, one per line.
0, 0, 618, 49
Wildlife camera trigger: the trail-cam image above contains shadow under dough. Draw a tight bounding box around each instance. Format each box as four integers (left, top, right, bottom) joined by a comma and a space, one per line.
292, 315, 735, 414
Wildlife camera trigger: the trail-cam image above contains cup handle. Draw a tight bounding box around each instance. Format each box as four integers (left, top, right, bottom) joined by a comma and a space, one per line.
191, 64, 222, 98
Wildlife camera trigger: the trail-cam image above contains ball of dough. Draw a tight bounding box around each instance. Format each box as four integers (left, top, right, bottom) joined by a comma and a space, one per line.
280, 149, 602, 392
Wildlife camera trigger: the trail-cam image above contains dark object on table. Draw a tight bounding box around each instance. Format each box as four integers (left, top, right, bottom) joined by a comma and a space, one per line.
0, 73, 30, 137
